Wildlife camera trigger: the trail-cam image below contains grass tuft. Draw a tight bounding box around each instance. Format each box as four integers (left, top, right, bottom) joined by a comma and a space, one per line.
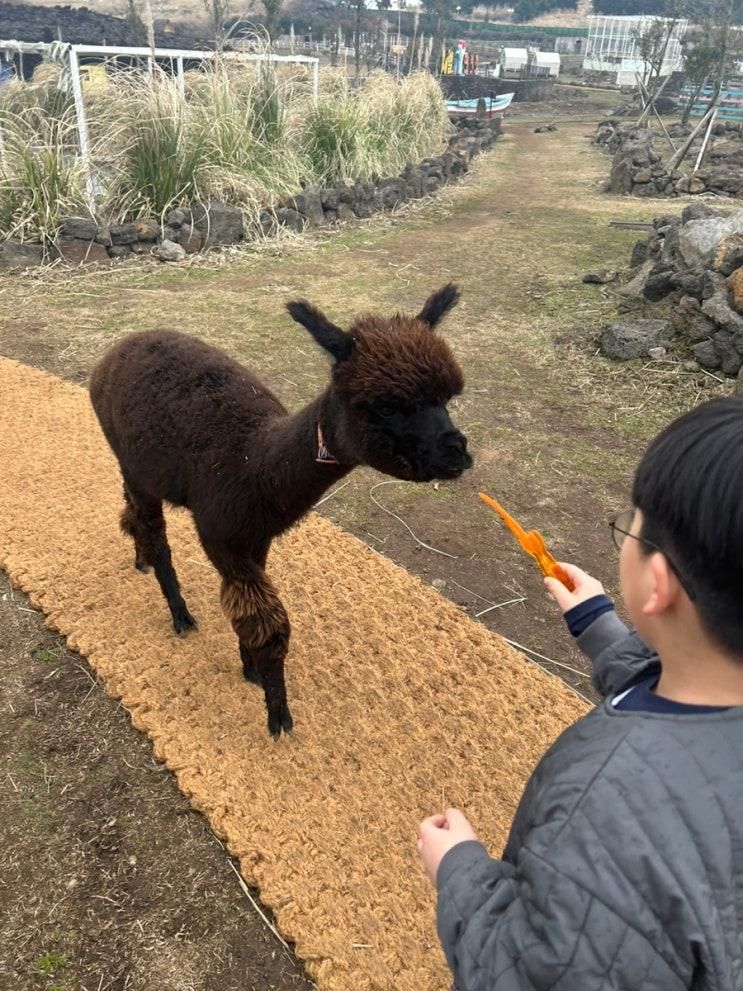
0, 107, 89, 246
0, 52, 450, 243
33, 951, 68, 976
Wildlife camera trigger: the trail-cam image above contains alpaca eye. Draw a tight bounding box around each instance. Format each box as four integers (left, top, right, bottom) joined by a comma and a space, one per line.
377, 404, 395, 419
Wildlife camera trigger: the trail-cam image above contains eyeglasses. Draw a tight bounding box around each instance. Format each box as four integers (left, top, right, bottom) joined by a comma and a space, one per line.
609, 508, 642, 553
608, 509, 695, 600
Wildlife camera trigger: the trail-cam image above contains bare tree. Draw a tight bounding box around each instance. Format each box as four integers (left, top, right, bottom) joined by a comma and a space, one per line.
632, 9, 684, 91
141, 0, 156, 55
634, 19, 667, 88
669, 0, 743, 172
203, 0, 233, 50
685, 0, 743, 93
680, 33, 722, 124
263, 0, 283, 41
408, 7, 420, 75
124, 0, 148, 45
352, 0, 365, 78
709, 0, 741, 99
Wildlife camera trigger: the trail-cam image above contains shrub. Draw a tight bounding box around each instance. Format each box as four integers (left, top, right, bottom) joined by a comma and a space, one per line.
0, 107, 89, 246
0, 54, 451, 242
304, 69, 449, 182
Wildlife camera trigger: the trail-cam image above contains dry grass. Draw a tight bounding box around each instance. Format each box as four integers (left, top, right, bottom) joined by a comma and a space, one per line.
0, 106, 89, 246
1, 58, 451, 241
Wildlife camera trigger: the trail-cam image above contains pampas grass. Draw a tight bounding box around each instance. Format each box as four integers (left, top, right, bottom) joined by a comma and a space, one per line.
0, 107, 89, 245
304, 69, 450, 183
0, 62, 72, 119
91, 59, 312, 224
0, 51, 450, 243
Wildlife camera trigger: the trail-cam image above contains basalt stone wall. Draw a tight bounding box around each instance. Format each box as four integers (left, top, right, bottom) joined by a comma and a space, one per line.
0, 115, 503, 271
596, 119, 743, 199
0, 1, 202, 48
598, 203, 743, 380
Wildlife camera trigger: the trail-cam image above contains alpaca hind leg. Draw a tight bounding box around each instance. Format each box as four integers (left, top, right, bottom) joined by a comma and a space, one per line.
121, 483, 197, 635
219, 566, 293, 739
121, 485, 149, 572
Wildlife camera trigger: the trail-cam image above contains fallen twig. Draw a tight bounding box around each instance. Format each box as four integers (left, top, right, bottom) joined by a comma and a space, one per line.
503, 636, 591, 687
315, 479, 352, 507
225, 859, 295, 962
608, 220, 654, 230
700, 368, 726, 385
475, 596, 526, 618
449, 578, 494, 605
369, 481, 457, 560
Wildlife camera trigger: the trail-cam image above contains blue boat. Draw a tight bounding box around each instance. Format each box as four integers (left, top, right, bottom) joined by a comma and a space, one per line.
446, 93, 515, 118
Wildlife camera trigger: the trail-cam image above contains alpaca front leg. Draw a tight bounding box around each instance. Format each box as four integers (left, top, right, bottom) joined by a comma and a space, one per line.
221, 577, 293, 739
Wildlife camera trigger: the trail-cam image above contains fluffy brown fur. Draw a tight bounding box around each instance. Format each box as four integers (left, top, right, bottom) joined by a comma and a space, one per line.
89, 285, 472, 738
221, 577, 288, 648
334, 317, 464, 404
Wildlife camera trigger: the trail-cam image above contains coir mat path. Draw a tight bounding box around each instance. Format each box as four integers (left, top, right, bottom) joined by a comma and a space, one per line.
0, 356, 587, 991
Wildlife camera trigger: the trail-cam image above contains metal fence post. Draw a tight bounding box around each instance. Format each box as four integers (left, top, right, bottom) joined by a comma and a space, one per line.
67, 46, 96, 214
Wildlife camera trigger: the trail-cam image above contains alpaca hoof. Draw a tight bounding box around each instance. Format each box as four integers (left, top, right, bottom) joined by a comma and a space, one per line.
173, 607, 198, 635
268, 704, 293, 739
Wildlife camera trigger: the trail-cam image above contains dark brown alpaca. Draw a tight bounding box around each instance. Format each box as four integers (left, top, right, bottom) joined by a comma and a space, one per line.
89, 285, 472, 737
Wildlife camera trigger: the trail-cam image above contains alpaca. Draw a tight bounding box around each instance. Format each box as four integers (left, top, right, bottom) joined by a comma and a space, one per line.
89, 284, 472, 737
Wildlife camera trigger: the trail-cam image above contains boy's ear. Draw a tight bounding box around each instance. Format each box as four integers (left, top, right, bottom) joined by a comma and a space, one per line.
417, 283, 460, 330
642, 553, 679, 616
286, 300, 355, 362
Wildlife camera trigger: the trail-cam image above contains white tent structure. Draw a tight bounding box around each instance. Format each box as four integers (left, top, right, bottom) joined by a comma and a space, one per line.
533, 51, 560, 77
501, 47, 528, 75
0, 39, 320, 210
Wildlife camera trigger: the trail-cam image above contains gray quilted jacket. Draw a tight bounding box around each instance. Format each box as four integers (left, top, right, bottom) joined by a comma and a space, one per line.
437, 612, 743, 990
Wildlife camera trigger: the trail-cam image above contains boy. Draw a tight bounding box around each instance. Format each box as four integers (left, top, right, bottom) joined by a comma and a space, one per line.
418, 396, 743, 990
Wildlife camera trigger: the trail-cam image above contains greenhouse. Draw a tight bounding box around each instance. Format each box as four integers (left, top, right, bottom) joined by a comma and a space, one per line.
583, 14, 687, 84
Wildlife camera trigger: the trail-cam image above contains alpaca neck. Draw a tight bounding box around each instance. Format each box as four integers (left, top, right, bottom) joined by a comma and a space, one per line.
263, 391, 356, 530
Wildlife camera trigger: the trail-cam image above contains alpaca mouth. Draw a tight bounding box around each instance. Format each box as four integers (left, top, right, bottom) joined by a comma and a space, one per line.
391, 452, 472, 483
429, 451, 474, 480
413, 461, 470, 482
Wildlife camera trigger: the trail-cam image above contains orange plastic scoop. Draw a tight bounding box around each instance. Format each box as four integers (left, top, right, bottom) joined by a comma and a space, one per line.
479, 491, 575, 591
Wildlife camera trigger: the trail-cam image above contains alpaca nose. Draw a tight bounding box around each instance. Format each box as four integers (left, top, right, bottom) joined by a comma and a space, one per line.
438, 431, 473, 470
440, 431, 467, 456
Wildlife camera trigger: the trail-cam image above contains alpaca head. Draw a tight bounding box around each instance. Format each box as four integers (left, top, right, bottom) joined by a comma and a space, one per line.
286, 284, 473, 482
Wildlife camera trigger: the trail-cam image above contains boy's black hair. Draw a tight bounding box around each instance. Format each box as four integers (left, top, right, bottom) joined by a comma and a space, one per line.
632, 396, 743, 658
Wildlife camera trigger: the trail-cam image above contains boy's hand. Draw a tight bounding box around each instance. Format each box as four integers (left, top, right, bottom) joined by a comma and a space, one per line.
417, 808, 479, 885
544, 563, 605, 614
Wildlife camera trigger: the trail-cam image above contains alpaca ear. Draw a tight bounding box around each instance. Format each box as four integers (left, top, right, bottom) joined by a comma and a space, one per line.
417, 283, 460, 329
286, 300, 354, 362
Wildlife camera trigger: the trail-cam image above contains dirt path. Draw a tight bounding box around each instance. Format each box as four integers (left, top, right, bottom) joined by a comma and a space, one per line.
0, 568, 315, 991
0, 119, 731, 991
